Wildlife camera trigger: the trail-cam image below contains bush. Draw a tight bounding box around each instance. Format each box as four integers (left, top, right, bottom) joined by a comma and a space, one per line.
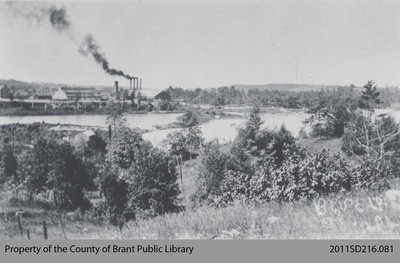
18, 138, 91, 211
352, 158, 391, 191
162, 131, 191, 160
341, 112, 372, 155
206, 150, 390, 206
1, 144, 18, 182
342, 112, 400, 157
99, 158, 130, 226
99, 133, 180, 225
193, 144, 229, 200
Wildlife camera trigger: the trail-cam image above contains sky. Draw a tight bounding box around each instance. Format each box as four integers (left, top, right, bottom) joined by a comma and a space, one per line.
1, 0, 400, 92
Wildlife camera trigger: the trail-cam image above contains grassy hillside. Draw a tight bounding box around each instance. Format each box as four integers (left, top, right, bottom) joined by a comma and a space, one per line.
1, 180, 399, 239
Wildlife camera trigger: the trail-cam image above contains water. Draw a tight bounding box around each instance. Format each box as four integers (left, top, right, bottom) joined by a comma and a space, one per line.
376, 108, 400, 122
2, 107, 399, 146
144, 110, 310, 146
0, 113, 183, 131
0, 108, 311, 146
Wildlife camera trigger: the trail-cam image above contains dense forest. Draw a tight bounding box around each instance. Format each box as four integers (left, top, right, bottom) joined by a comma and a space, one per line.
165, 85, 400, 108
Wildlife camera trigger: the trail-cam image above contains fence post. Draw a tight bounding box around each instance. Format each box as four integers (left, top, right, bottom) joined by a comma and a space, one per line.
60, 217, 67, 240
17, 213, 23, 237
43, 220, 48, 240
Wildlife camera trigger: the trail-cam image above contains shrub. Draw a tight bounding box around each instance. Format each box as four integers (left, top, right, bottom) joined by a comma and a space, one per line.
99, 133, 180, 225
1, 144, 18, 182
342, 112, 400, 158
342, 112, 373, 156
352, 158, 391, 191
18, 138, 91, 211
162, 131, 191, 160
193, 144, 229, 200
99, 158, 130, 226
208, 150, 390, 206
235, 105, 262, 151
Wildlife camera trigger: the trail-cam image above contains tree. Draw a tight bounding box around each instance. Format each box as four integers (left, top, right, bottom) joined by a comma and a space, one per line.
163, 131, 190, 159
100, 133, 180, 224
177, 110, 203, 159
271, 125, 299, 167
178, 110, 199, 128
360, 80, 380, 112
342, 112, 400, 161
87, 131, 107, 154
1, 145, 18, 182
106, 102, 128, 139
20, 138, 55, 198
19, 138, 91, 210
81, 131, 108, 189
236, 105, 263, 150
47, 142, 91, 210
162, 131, 189, 193
98, 155, 129, 227
305, 88, 358, 138
124, 145, 180, 218
195, 144, 229, 199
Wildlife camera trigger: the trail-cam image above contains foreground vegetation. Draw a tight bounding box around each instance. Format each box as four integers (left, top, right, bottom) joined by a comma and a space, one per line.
1, 183, 399, 239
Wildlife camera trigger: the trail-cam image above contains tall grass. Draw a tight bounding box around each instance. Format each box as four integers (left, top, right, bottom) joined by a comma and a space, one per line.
2, 182, 399, 239
114, 188, 400, 239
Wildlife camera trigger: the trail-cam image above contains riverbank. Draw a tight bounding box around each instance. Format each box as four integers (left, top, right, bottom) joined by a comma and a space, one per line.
0, 106, 186, 116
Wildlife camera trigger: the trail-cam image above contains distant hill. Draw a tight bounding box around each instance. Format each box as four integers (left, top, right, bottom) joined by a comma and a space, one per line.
0, 79, 40, 90
0, 79, 113, 91
233, 83, 347, 92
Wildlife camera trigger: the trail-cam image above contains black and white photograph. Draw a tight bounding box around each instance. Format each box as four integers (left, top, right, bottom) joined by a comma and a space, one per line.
0, 0, 400, 241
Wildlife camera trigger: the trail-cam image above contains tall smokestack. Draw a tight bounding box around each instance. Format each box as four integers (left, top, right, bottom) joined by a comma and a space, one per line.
134, 77, 138, 90
140, 78, 142, 90
115, 81, 119, 92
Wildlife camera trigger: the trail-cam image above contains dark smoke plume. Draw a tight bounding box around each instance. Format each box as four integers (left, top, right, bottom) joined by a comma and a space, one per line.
6, 2, 132, 80
49, 7, 70, 31
79, 35, 132, 79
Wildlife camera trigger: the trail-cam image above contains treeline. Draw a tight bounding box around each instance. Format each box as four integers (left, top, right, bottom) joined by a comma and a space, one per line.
165, 85, 400, 108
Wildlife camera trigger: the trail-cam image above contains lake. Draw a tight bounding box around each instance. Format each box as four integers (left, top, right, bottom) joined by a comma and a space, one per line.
143, 109, 310, 145
0, 113, 183, 131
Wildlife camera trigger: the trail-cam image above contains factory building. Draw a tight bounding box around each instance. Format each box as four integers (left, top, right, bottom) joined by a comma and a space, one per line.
61, 86, 97, 100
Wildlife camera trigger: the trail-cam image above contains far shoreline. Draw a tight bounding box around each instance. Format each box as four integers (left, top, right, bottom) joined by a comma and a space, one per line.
0, 109, 186, 117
